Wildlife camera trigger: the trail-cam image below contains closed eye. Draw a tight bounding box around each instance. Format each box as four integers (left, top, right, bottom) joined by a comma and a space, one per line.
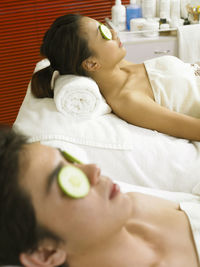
46, 162, 63, 194
98, 24, 112, 40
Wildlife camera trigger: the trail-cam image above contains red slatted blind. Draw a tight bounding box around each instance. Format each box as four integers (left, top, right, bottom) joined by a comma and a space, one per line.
0, 0, 129, 126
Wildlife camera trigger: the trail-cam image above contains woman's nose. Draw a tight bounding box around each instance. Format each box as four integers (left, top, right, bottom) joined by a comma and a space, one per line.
110, 29, 117, 40
79, 164, 101, 186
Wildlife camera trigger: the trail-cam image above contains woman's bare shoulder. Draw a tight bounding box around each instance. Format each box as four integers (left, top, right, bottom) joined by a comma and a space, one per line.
119, 59, 135, 68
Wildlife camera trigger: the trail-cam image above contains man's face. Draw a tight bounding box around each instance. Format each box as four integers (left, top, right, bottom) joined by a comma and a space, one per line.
19, 143, 132, 254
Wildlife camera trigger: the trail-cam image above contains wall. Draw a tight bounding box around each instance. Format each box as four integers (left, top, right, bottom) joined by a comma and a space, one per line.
0, 0, 129, 126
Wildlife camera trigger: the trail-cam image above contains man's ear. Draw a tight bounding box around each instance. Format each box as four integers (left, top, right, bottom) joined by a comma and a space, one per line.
19, 246, 67, 267
82, 57, 101, 72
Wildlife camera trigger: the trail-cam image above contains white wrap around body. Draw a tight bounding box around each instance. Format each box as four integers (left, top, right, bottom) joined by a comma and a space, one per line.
144, 56, 200, 118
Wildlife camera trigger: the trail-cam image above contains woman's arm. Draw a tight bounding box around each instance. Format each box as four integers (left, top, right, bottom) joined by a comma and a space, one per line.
112, 91, 200, 141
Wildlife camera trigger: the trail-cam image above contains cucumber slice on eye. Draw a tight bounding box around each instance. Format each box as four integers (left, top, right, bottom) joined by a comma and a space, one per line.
99, 24, 112, 40
58, 165, 90, 198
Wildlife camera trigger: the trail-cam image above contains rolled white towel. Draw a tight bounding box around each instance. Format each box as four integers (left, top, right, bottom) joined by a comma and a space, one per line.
54, 75, 112, 120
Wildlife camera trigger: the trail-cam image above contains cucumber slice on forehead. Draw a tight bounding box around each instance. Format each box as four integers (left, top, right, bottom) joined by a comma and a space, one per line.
99, 24, 112, 40
58, 165, 90, 198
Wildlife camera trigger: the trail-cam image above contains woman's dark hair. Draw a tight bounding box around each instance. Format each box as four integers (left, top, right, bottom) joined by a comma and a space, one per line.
31, 13, 93, 98
0, 125, 68, 266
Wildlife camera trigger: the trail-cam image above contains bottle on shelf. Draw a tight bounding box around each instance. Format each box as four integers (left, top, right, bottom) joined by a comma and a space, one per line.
159, 17, 170, 36
126, 0, 142, 30
170, 0, 181, 19
170, 0, 181, 28
111, 0, 126, 31
159, 0, 170, 20
183, 18, 190, 25
159, 17, 167, 26
142, 0, 157, 19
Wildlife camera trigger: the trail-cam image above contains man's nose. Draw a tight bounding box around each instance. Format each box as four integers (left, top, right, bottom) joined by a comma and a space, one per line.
79, 164, 101, 186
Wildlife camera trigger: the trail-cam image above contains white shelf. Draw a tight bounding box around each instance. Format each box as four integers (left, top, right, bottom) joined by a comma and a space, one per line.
105, 17, 177, 42
119, 31, 177, 44
120, 28, 177, 34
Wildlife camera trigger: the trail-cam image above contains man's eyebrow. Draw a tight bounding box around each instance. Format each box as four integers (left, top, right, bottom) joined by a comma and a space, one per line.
45, 162, 63, 194
58, 148, 82, 164
97, 22, 101, 36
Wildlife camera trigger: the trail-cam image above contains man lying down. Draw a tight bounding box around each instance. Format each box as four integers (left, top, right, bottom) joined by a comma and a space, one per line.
0, 125, 199, 267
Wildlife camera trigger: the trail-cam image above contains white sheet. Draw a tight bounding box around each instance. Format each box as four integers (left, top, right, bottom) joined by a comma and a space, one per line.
13, 80, 200, 193
14, 84, 133, 150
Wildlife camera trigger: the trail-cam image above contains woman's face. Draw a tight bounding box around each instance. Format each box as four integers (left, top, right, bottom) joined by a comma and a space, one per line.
80, 17, 126, 70
19, 143, 132, 254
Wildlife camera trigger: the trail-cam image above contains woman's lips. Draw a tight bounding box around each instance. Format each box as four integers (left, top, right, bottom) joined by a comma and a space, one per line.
109, 183, 120, 199
117, 37, 123, 48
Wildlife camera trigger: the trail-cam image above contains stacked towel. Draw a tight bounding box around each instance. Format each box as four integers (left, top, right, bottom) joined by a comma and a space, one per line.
177, 24, 200, 63
53, 75, 112, 120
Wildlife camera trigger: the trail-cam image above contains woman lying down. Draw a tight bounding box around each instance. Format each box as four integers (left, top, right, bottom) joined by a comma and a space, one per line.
31, 14, 200, 141
0, 126, 199, 267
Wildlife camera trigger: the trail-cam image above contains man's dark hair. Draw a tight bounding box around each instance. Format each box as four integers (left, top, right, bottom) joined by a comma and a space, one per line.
0, 125, 66, 266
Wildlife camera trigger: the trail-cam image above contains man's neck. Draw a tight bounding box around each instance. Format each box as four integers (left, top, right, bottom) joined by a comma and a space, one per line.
67, 223, 159, 267
66, 193, 199, 267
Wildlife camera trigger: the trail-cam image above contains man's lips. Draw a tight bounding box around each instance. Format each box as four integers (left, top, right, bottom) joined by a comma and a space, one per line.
109, 182, 120, 199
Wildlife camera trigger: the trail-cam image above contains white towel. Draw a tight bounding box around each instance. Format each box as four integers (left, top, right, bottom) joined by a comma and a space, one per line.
13, 58, 200, 193
177, 24, 200, 63
54, 75, 112, 120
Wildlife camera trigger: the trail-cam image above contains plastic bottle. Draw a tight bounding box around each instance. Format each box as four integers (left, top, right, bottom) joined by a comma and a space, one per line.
156, 0, 160, 17
142, 0, 157, 18
170, 0, 181, 27
171, 0, 181, 19
159, 17, 170, 35
126, 0, 142, 30
183, 18, 190, 24
111, 0, 126, 31
159, 0, 171, 20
